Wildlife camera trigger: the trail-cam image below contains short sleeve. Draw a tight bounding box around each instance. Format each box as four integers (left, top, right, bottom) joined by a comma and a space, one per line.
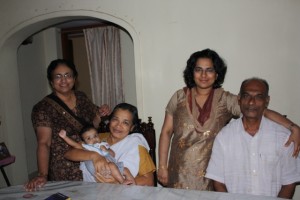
166, 89, 185, 116
138, 145, 156, 176
31, 101, 52, 129
280, 140, 300, 185
166, 92, 178, 115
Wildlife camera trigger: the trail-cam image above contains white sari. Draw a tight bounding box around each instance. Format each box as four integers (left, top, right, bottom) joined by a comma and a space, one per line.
80, 133, 149, 182
111, 133, 150, 177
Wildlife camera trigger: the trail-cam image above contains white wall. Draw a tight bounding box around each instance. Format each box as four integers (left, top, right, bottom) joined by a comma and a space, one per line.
17, 27, 61, 181
120, 29, 137, 106
0, 1, 299, 195
17, 32, 47, 179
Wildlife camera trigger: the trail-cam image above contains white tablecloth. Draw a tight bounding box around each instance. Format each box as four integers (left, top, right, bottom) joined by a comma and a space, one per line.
0, 181, 285, 200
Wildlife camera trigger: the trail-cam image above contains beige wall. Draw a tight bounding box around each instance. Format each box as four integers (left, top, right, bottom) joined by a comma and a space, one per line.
0, 1, 300, 197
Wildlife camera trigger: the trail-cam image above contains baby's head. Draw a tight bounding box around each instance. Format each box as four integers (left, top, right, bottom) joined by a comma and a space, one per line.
80, 125, 100, 145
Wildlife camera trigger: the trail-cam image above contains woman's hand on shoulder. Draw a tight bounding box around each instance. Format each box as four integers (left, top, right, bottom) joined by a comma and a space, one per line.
285, 124, 300, 157
24, 175, 47, 192
98, 104, 110, 117
94, 104, 110, 128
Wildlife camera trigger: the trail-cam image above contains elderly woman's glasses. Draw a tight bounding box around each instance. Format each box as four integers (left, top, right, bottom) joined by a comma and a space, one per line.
53, 73, 74, 81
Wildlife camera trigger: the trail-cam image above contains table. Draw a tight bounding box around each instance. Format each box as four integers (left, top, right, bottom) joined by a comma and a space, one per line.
0, 181, 285, 200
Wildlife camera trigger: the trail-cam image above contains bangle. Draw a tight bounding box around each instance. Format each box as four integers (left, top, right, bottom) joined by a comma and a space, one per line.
158, 165, 168, 170
288, 123, 296, 131
38, 172, 48, 178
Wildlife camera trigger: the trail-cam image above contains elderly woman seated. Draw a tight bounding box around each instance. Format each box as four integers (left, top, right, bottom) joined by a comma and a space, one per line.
65, 103, 156, 186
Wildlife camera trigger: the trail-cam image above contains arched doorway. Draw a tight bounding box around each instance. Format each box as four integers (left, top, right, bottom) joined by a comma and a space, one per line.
0, 11, 142, 185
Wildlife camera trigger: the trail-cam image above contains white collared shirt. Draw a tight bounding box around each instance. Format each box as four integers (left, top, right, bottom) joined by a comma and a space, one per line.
206, 117, 300, 197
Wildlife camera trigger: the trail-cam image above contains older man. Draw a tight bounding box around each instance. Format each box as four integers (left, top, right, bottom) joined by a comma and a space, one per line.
205, 77, 300, 199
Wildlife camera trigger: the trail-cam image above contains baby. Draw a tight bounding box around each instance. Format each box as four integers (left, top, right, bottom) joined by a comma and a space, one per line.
59, 125, 134, 184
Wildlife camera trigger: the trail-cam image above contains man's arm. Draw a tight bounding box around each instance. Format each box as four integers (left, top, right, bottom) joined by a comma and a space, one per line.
213, 180, 228, 192
277, 136, 299, 199
205, 133, 227, 192
278, 183, 296, 199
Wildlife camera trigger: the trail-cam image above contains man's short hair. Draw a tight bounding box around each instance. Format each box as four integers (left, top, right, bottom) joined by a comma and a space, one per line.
239, 77, 269, 96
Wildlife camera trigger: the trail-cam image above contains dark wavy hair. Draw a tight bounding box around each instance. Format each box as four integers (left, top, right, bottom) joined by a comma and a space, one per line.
183, 49, 227, 89
109, 103, 140, 133
47, 59, 78, 85
79, 124, 97, 141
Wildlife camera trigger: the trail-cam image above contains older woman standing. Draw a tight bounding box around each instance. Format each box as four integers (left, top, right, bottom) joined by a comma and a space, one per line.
25, 59, 109, 191
158, 49, 300, 190
65, 103, 156, 186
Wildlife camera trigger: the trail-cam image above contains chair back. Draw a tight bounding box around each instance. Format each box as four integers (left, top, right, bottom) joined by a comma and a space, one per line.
0, 142, 16, 186
139, 117, 157, 186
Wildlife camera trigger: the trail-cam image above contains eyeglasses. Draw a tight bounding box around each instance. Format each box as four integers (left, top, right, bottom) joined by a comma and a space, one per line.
240, 93, 268, 101
194, 67, 215, 74
53, 73, 74, 81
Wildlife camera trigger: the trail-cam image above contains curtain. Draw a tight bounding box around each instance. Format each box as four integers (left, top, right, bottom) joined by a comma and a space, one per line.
83, 26, 124, 108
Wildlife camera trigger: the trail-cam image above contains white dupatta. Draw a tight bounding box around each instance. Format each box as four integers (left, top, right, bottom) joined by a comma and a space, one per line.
110, 133, 149, 177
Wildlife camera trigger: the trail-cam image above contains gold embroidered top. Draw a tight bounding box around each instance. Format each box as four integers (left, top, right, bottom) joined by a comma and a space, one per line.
166, 88, 240, 190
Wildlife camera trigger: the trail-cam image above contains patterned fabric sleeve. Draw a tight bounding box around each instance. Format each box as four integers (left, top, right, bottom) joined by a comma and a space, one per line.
31, 100, 52, 129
